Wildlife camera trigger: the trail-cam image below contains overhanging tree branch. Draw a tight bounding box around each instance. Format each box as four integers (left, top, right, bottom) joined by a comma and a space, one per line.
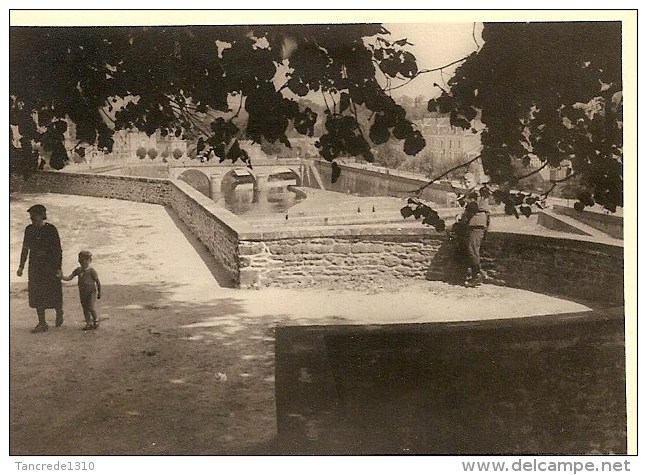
385, 55, 471, 93
167, 101, 211, 138
540, 171, 579, 198
514, 161, 548, 181
403, 154, 482, 195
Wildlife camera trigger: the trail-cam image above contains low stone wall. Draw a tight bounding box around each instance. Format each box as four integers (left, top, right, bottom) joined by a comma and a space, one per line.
238, 228, 444, 288
241, 226, 623, 304
168, 181, 254, 287
482, 232, 624, 305
10, 169, 174, 204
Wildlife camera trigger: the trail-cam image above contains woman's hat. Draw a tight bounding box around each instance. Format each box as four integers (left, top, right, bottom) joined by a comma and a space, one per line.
27, 204, 47, 218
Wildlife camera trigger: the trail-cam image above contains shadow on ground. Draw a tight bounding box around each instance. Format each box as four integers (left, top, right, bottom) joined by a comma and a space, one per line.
10, 282, 330, 455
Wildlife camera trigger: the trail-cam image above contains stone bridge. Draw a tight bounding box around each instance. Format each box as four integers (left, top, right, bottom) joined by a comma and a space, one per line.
168, 157, 460, 205
168, 158, 307, 198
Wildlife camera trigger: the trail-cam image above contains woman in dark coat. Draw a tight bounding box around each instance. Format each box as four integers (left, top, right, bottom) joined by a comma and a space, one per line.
16, 204, 64, 333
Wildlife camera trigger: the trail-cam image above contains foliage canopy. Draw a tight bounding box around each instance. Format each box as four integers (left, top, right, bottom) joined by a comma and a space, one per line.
10, 24, 425, 176
429, 22, 623, 212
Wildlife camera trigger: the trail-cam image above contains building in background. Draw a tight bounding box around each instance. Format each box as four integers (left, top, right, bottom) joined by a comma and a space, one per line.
415, 117, 486, 183
63, 120, 188, 164
416, 117, 465, 161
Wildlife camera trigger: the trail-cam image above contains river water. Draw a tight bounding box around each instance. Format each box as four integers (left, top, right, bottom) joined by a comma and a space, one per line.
220, 180, 303, 218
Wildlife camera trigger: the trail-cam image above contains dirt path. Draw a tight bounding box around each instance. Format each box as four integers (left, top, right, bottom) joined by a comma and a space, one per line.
9, 193, 590, 455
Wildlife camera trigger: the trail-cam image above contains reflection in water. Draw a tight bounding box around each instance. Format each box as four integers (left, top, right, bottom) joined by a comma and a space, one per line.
221, 180, 302, 217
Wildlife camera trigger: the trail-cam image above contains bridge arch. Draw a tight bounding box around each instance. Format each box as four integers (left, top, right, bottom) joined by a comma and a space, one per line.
267, 167, 302, 186
177, 169, 211, 198
221, 168, 256, 187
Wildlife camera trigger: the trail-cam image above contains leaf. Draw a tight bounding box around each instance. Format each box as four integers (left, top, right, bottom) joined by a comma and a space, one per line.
362, 149, 374, 162
294, 107, 317, 137
400, 206, 414, 219
504, 203, 517, 216
287, 76, 309, 97
520, 205, 532, 218
492, 189, 508, 204
403, 130, 425, 156
399, 51, 418, 78
422, 215, 437, 226
369, 115, 390, 145
226, 140, 249, 164
339, 92, 351, 113
392, 119, 413, 140
196, 137, 206, 154
48, 141, 68, 170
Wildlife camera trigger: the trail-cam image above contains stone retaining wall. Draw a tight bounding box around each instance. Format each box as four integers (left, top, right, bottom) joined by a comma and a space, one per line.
168, 181, 254, 286
10, 169, 174, 204
483, 232, 624, 305
312, 159, 460, 205
241, 227, 623, 304
239, 228, 444, 288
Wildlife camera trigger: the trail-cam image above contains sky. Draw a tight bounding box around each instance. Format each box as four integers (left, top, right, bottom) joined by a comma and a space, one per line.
383, 23, 483, 100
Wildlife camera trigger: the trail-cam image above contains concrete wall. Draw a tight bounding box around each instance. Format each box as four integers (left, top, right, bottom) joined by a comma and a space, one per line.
312, 159, 461, 206
553, 205, 624, 240
537, 210, 591, 236
275, 307, 626, 454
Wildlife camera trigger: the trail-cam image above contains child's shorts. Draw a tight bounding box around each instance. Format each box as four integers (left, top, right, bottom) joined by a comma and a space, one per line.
79, 290, 97, 311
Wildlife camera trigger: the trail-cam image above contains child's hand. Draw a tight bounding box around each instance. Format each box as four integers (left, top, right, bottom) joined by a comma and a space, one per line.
56, 270, 62, 279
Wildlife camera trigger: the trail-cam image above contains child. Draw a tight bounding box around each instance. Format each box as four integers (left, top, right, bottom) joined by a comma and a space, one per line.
61, 250, 102, 330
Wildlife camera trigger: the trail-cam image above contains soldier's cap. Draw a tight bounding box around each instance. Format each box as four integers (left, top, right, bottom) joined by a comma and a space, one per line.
27, 204, 47, 218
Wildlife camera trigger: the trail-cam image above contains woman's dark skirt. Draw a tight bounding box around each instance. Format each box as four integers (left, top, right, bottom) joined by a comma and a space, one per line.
28, 265, 63, 309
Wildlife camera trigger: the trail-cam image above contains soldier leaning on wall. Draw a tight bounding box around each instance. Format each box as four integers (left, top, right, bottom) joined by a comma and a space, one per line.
456, 178, 491, 287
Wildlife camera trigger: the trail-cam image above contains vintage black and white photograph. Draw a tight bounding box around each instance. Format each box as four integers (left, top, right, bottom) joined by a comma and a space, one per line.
7, 9, 635, 459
